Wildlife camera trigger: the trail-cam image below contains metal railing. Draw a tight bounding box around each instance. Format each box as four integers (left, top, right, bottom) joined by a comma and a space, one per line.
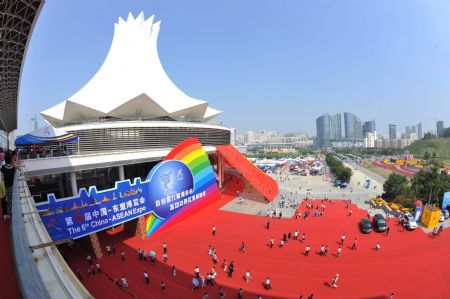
11, 170, 93, 298
11, 170, 50, 299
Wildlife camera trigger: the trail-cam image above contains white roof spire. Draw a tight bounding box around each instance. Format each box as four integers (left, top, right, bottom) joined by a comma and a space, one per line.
41, 13, 221, 126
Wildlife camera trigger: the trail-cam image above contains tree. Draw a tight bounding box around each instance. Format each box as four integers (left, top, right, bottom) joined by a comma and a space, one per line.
411, 161, 450, 206
432, 152, 437, 158
423, 132, 435, 139
423, 151, 430, 160
383, 173, 409, 200
444, 127, 450, 138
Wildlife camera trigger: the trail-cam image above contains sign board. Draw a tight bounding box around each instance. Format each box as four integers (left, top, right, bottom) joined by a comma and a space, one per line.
36, 138, 219, 241
442, 192, 450, 210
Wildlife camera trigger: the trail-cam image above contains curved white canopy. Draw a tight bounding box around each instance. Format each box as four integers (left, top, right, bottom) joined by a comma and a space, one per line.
41, 12, 221, 126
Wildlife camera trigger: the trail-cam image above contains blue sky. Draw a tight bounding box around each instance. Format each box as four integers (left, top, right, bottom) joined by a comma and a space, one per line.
19, 0, 450, 136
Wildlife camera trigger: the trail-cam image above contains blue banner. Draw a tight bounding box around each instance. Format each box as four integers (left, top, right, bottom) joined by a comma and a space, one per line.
36, 160, 199, 241
442, 192, 450, 210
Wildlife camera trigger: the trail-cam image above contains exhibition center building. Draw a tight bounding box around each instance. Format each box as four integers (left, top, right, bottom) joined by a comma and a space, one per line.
22, 13, 234, 201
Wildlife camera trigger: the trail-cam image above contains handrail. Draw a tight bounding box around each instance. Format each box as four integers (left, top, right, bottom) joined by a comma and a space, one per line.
11, 170, 51, 299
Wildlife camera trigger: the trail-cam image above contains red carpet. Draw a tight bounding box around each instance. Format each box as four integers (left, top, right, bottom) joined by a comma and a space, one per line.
0, 202, 21, 299
65, 176, 450, 299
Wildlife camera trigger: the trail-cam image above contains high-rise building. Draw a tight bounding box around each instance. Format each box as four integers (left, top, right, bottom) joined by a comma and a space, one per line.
330, 113, 342, 140
362, 120, 376, 137
355, 118, 363, 139
405, 126, 411, 136
244, 130, 257, 144
389, 124, 397, 140
344, 112, 357, 139
437, 121, 445, 137
316, 114, 331, 148
418, 122, 423, 139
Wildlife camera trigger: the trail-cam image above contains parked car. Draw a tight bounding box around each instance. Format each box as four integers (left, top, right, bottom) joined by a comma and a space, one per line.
402, 213, 417, 230
360, 218, 372, 233
372, 214, 388, 232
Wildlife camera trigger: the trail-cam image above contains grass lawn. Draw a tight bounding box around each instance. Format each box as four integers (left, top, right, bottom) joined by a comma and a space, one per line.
366, 165, 393, 178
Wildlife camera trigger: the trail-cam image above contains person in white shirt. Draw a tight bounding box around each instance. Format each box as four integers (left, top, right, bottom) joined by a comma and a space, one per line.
121, 276, 128, 289
245, 270, 251, 283
264, 277, 272, 290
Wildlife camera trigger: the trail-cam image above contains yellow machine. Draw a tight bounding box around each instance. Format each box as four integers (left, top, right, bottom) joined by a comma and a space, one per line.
421, 205, 441, 228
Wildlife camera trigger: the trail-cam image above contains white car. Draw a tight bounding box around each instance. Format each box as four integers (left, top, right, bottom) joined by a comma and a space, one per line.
402, 213, 417, 230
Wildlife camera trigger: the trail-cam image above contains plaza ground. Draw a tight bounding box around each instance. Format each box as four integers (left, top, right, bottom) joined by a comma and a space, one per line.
64, 175, 450, 299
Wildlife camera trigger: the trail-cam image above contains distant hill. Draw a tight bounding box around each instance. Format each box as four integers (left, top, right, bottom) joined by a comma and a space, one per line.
406, 137, 450, 160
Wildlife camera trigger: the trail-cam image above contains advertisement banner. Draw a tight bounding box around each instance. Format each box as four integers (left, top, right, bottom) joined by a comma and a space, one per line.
442, 192, 450, 210
36, 138, 218, 241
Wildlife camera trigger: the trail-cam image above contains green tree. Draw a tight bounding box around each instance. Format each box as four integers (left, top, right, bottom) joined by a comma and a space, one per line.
443, 127, 450, 137
432, 152, 437, 158
383, 173, 409, 200
423, 151, 430, 160
411, 161, 450, 206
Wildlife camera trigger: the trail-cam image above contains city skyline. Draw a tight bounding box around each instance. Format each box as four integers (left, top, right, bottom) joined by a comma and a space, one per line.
18, 1, 450, 136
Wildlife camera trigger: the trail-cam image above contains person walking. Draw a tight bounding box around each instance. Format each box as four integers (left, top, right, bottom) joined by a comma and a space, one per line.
269, 237, 275, 249
194, 266, 200, 278
266, 219, 270, 230
337, 246, 342, 257
301, 233, 306, 243
144, 271, 149, 284
320, 245, 325, 256
203, 292, 209, 299
121, 276, 128, 290
218, 286, 226, 299
212, 225, 216, 236
239, 241, 246, 253
324, 245, 329, 256
264, 277, 272, 290
106, 245, 111, 256
386, 226, 390, 235
238, 288, 243, 299
160, 281, 166, 292
172, 265, 177, 277
228, 261, 235, 278
294, 230, 299, 240
341, 234, 346, 245
121, 250, 125, 261
305, 245, 311, 256
245, 270, 251, 283
330, 274, 339, 288
376, 243, 380, 251
162, 242, 167, 253
351, 238, 357, 250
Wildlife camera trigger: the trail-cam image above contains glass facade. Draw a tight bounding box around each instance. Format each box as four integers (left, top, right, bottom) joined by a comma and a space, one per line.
344, 112, 356, 139
330, 113, 342, 140
389, 124, 397, 140
363, 120, 376, 137
316, 114, 331, 148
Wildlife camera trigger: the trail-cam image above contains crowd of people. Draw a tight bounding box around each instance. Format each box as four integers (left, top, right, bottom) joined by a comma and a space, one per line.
71, 180, 409, 299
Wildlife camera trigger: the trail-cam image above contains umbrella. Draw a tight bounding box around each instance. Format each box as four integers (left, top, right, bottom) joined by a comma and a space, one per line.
149, 251, 156, 257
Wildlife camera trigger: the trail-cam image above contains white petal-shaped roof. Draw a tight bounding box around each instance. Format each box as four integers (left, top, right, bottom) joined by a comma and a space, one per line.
41, 12, 221, 126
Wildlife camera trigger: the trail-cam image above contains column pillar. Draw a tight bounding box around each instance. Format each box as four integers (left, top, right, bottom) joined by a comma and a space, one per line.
135, 216, 147, 239
70, 172, 78, 196
118, 165, 125, 181
89, 233, 103, 259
